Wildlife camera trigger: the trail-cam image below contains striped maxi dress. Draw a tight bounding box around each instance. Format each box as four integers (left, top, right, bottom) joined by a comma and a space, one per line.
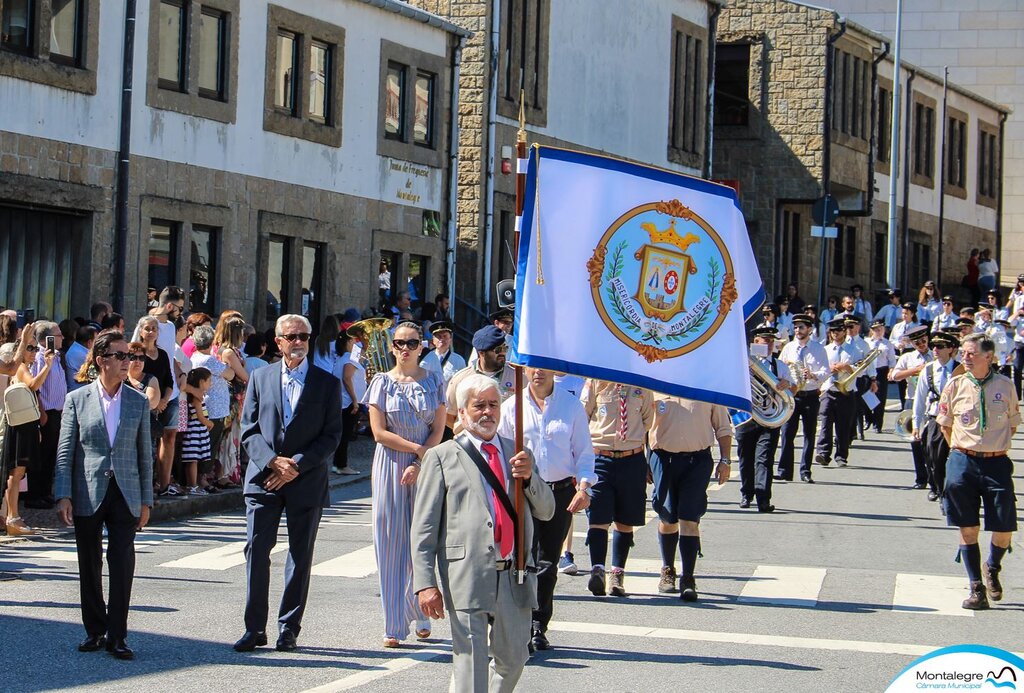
362, 370, 446, 640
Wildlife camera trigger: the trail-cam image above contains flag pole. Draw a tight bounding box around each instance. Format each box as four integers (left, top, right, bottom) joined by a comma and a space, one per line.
513, 94, 527, 584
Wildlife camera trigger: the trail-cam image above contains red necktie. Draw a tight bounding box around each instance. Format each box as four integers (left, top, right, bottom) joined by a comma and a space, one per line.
482, 442, 514, 559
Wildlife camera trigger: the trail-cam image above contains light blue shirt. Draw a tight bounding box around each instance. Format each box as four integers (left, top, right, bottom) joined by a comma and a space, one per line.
281, 359, 309, 426
65, 341, 89, 391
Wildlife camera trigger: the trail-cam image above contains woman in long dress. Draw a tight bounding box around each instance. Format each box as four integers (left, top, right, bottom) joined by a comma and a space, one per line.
362, 321, 445, 648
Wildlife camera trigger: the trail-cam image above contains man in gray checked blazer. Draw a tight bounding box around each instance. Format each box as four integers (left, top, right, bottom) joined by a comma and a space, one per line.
413, 373, 554, 692
55, 332, 153, 661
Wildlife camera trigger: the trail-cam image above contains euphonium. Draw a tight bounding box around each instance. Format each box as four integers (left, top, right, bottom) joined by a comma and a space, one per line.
347, 317, 394, 381
742, 356, 795, 429
836, 345, 883, 394
894, 410, 915, 441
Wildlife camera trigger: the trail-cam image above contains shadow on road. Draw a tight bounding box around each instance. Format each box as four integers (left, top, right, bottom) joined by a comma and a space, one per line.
529, 646, 821, 672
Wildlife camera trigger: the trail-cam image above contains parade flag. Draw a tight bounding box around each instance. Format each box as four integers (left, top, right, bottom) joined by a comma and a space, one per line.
510, 146, 764, 410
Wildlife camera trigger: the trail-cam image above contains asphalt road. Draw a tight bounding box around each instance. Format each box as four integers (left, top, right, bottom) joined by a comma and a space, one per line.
2, 425, 1022, 693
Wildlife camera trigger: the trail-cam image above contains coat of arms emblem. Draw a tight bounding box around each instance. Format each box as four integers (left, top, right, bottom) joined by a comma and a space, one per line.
586, 200, 738, 362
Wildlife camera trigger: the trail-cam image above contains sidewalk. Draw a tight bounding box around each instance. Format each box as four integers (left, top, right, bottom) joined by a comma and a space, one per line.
0, 436, 376, 546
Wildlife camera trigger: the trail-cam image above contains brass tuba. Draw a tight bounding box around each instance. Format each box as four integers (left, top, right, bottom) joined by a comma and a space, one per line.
347, 317, 394, 381
741, 356, 795, 429
894, 410, 915, 441
836, 346, 882, 394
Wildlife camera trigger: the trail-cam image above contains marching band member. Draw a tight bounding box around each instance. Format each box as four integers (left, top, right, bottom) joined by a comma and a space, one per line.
985, 290, 1009, 322
580, 379, 653, 597
803, 305, 823, 342
497, 367, 594, 652
889, 302, 919, 408
851, 284, 874, 324
648, 393, 732, 601
777, 314, 830, 483
736, 327, 792, 512
844, 317, 878, 442
427, 321, 466, 385
975, 304, 996, 333
956, 317, 977, 341
912, 333, 959, 506
446, 326, 516, 436
757, 304, 785, 352
874, 290, 903, 330
889, 325, 933, 491
931, 296, 958, 332
917, 281, 942, 324
865, 319, 897, 433
992, 319, 1015, 379
936, 333, 1020, 610
814, 318, 858, 469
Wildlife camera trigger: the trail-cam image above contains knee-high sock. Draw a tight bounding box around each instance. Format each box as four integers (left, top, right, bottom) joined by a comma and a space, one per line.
611, 530, 633, 570
680, 535, 700, 579
587, 528, 608, 569
960, 544, 982, 581
989, 544, 1009, 570
659, 530, 678, 569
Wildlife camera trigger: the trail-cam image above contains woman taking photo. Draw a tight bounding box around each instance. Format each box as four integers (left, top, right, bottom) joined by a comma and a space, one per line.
362, 321, 446, 648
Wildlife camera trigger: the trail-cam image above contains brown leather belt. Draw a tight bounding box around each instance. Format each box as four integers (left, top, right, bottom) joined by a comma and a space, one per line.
953, 447, 1007, 459
594, 446, 644, 459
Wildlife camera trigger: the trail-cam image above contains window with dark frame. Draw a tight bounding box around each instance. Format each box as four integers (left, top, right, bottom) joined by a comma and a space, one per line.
872, 228, 886, 285
189, 225, 217, 315
832, 224, 856, 278
913, 100, 935, 181
877, 85, 892, 163
780, 210, 800, 289
300, 242, 322, 327
1, 0, 35, 55
148, 220, 179, 294
831, 47, 869, 141
909, 238, 931, 290
414, 71, 434, 147
274, 30, 298, 115
945, 115, 967, 190
499, 0, 548, 124
50, 0, 81, 65
266, 236, 289, 325
978, 126, 998, 200
384, 61, 405, 140
714, 43, 750, 127
198, 8, 226, 100
670, 25, 704, 157
157, 0, 187, 92
308, 40, 330, 123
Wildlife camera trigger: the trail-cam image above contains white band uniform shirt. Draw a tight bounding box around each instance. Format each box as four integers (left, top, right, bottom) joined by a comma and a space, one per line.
281, 358, 309, 427
918, 299, 943, 324
933, 312, 958, 332
780, 337, 831, 391
854, 299, 874, 323
890, 320, 917, 351
865, 336, 898, 370
497, 387, 595, 486
845, 334, 877, 379
912, 359, 955, 433
820, 342, 856, 393
893, 350, 932, 406
874, 303, 902, 330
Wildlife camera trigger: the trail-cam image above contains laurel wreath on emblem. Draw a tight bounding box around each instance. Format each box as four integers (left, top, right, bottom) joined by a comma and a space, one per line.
604, 241, 722, 345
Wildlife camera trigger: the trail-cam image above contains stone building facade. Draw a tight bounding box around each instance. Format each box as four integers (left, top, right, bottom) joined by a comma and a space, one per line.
714, 0, 1007, 310
0, 0, 469, 328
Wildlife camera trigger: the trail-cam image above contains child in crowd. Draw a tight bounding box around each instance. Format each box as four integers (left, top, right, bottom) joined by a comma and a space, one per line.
181, 368, 215, 496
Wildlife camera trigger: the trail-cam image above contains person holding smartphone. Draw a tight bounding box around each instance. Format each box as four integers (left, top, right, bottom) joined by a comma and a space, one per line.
24, 322, 66, 510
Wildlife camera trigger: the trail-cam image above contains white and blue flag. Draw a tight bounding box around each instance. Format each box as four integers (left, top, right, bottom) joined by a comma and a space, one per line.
510, 146, 764, 410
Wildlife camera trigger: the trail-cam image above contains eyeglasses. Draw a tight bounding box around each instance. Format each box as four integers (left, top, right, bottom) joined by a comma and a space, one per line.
912, 337, 928, 345
393, 338, 422, 350
102, 352, 131, 361
489, 345, 509, 354
127, 354, 146, 363
280, 333, 310, 342
25, 345, 40, 353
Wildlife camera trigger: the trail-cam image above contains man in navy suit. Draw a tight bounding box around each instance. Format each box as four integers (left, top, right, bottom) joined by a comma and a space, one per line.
235, 314, 343, 652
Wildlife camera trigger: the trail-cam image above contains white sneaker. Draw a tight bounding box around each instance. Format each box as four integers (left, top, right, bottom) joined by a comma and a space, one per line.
188, 486, 208, 496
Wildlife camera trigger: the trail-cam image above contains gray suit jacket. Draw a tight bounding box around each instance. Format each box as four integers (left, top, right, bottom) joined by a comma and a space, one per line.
412, 435, 555, 612
55, 381, 154, 517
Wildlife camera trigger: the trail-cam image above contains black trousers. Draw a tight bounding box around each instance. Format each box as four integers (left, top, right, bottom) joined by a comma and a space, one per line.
73, 479, 138, 640
28, 409, 61, 501
897, 380, 909, 409
332, 407, 360, 470
919, 417, 950, 495
777, 391, 820, 479
532, 481, 575, 634
243, 494, 323, 634
872, 367, 890, 431
909, 439, 929, 486
816, 391, 855, 462
1015, 345, 1024, 399
736, 423, 779, 507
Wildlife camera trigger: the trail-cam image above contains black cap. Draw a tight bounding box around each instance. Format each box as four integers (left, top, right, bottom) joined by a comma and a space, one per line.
762, 303, 779, 314
851, 284, 863, 291
792, 314, 815, 327
995, 319, 1012, 328
941, 295, 953, 303
901, 302, 915, 312
977, 304, 993, 312
827, 318, 848, 330
843, 316, 860, 327
930, 333, 960, 349
870, 319, 886, 328
804, 304, 817, 314
887, 289, 902, 297
430, 320, 454, 335
488, 308, 513, 322
924, 280, 936, 287
1017, 273, 1024, 282
956, 317, 976, 327
752, 326, 778, 339
905, 325, 930, 342
987, 289, 1000, 297
472, 325, 506, 351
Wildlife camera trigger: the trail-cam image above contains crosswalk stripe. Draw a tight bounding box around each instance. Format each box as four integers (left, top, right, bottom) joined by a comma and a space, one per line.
311, 545, 377, 577
299, 645, 450, 692
159, 541, 286, 570
892, 573, 973, 617
737, 565, 826, 606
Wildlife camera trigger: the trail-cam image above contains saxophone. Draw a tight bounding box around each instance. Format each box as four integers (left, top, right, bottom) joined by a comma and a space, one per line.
836, 346, 882, 394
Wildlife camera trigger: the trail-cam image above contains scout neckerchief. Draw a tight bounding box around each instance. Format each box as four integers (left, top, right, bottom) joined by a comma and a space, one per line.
964, 367, 996, 431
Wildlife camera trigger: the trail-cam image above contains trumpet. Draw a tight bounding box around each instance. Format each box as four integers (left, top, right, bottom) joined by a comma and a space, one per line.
347, 317, 394, 381
737, 356, 795, 429
836, 346, 882, 394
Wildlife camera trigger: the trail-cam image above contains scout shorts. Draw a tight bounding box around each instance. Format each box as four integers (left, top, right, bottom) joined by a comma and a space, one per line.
944, 450, 1017, 532
649, 448, 714, 524
587, 451, 648, 526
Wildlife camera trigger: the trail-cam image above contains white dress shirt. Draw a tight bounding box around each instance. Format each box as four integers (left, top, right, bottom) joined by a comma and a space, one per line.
845, 334, 877, 378
434, 348, 467, 383
893, 350, 932, 408
912, 358, 954, 432
498, 386, 595, 486
889, 320, 917, 351
874, 303, 901, 329
865, 336, 897, 370
820, 342, 856, 393
97, 380, 123, 448
932, 311, 957, 332
280, 358, 309, 426
779, 338, 830, 392
854, 298, 874, 323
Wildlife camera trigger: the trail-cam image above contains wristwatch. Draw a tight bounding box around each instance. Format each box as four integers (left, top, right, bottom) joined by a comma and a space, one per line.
718, 458, 731, 465
577, 483, 593, 497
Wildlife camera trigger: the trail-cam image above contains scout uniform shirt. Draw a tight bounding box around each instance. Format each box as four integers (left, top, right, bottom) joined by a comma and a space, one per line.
936, 371, 1021, 453
648, 394, 731, 454
445, 362, 517, 435
581, 380, 654, 453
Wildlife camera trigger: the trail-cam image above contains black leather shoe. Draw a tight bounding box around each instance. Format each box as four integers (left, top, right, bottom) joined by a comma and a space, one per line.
800, 473, 814, 484
106, 638, 134, 660
233, 631, 268, 652
927, 491, 940, 501
911, 483, 927, 490
531, 630, 550, 651
739, 498, 751, 509
757, 504, 776, 513
78, 634, 106, 652
276, 628, 298, 652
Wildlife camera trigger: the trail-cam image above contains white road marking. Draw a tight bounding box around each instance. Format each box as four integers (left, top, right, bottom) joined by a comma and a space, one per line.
737, 565, 827, 607
706, 469, 741, 493
159, 541, 285, 570
547, 621, 1015, 657
892, 573, 974, 617
299, 646, 450, 692
311, 545, 378, 578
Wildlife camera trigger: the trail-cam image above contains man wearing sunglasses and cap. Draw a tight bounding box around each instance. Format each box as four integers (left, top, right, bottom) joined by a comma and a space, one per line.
912, 333, 960, 507
419, 320, 465, 385
874, 290, 904, 331
447, 325, 517, 436
468, 308, 515, 368
932, 297, 958, 333
778, 314, 830, 483
890, 325, 934, 490
235, 314, 343, 653
814, 318, 858, 469
865, 319, 897, 433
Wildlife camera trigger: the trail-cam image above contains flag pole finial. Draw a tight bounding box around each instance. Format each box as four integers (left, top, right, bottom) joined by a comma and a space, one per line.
518, 90, 526, 145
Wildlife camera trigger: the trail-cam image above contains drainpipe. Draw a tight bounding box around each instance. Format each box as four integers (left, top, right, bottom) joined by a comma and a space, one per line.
937, 67, 948, 290
703, 3, 721, 179
816, 20, 847, 310
444, 35, 465, 320
995, 111, 1007, 288
900, 70, 916, 293
481, 0, 501, 312
113, 0, 137, 313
